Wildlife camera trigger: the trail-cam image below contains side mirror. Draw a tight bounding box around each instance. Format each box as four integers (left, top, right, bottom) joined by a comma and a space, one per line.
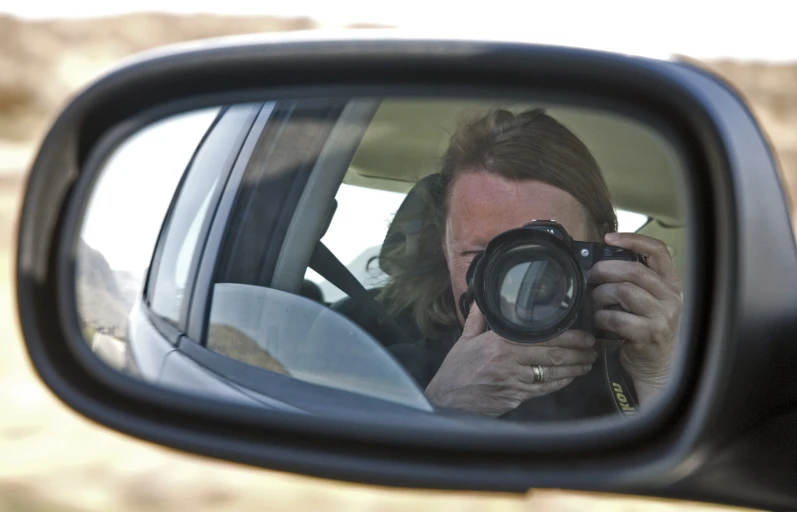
15, 33, 797, 510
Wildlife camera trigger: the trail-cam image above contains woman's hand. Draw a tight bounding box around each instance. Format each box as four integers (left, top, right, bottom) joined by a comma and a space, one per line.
589, 232, 682, 405
424, 303, 597, 417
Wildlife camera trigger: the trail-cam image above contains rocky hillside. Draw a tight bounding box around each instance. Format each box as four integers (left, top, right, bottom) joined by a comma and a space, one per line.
0, 13, 383, 150
679, 56, 797, 213
76, 238, 142, 340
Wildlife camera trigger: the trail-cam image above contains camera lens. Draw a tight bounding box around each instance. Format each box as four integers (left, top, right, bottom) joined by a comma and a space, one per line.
494, 246, 577, 332
467, 221, 588, 343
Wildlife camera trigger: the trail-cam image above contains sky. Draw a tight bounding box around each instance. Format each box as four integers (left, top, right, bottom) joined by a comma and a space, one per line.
6, 0, 797, 62
81, 108, 220, 274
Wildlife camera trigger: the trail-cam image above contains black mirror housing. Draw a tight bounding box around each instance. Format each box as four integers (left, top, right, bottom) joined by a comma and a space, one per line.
15, 33, 797, 510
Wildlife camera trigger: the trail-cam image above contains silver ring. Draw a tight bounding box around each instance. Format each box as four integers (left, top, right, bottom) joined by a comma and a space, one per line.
533, 365, 544, 383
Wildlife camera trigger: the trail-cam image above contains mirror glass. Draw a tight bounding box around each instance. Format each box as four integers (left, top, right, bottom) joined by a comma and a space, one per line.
75, 97, 689, 428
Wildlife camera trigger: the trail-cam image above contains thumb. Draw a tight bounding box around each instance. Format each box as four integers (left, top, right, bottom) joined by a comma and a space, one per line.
461, 301, 487, 340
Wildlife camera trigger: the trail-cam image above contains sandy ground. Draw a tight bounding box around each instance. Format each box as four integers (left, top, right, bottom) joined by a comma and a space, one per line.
0, 174, 751, 511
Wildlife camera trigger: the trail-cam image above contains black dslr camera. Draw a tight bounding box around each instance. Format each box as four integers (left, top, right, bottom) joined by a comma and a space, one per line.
460, 220, 646, 344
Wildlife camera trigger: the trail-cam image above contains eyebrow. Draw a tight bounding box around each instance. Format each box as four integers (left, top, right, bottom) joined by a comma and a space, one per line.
451, 240, 487, 253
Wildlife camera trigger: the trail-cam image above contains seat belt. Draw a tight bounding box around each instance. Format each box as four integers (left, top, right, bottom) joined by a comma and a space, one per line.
309, 242, 416, 346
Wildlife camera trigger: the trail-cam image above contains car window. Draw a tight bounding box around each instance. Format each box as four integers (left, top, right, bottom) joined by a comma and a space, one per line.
77, 107, 219, 343
304, 183, 408, 303
150, 175, 221, 323
195, 100, 431, 410
147, 106, 256, 326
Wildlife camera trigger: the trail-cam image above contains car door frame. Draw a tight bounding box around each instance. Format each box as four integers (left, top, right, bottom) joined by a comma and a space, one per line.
127, 103, 263, 385
160, 98, 453, 420
141, 103, 264, 338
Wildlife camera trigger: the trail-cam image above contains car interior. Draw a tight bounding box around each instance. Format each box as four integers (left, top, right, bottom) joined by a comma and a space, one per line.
348, 99, 687, 271
176, 96, 683, 412
291, 99, 688, 341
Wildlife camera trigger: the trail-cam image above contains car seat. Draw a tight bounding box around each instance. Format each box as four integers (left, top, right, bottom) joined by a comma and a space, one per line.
329, 174, 442, 345
299, 279, 325, 303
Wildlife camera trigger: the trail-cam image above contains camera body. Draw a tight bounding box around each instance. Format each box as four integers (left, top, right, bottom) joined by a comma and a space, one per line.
461, 220, 646, 344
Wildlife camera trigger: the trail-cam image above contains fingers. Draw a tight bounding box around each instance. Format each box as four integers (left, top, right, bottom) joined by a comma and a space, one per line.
594, 308, 651, 345
530, 377, 576, 396
509, 377, 578, 398
592, 282, 658, 317
534, 329, 596, 349
506, 330, 597, 367
603, 232, 680, 284
461, 301, 487, 340
511, 344, 598, 367
589, 259, 675, 300
516, 363, 593, 385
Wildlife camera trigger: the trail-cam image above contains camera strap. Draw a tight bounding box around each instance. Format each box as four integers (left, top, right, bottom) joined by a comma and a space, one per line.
602, 344, 639, 417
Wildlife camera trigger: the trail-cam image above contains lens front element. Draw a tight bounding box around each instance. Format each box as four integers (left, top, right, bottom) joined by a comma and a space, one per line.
496, 246, 577, 333
471, 222, 588, 343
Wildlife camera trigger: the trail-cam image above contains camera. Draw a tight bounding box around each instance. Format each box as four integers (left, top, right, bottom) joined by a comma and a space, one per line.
459, 220, 646, 344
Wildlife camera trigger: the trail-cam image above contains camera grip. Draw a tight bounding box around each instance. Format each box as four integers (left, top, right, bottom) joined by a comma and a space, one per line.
595, 247, 646, 342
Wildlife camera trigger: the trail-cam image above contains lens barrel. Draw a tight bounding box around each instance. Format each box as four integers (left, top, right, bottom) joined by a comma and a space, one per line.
467, 222, 588, 344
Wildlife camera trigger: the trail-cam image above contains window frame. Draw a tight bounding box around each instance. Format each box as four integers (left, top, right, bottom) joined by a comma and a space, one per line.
163, 98, 439, 412
186, 98, 354, 346
182, 102, 278, 341
143, 104, 262, 335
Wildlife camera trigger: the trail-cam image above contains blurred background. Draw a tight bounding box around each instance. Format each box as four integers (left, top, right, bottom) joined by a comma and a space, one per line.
0, 1, 793, 510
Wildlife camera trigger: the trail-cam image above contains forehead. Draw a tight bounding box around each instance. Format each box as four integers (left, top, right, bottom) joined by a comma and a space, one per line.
446, 171, 591, 243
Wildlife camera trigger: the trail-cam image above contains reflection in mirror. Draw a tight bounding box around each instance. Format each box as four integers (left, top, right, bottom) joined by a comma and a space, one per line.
499, 257, 574, 328
76, 97, 688, 428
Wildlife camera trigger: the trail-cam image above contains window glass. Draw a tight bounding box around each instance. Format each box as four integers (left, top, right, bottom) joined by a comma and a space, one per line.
150, 176, 221, 322
203, 101, 434, 409
175, 183, 219, 290
148, 107, 254, 325
304, 183, 408, 303
618, 210, 649, 232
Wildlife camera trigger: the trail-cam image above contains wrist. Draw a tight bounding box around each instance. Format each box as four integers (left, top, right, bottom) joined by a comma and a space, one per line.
631, 375, 668, 406
619, 352, 672, 407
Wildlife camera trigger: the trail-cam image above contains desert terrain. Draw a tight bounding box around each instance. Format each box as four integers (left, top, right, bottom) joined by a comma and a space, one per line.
1, 12, 791, 511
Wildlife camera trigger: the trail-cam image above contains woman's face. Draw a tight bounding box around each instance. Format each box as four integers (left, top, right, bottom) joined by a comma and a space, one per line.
443, 170, 594, 326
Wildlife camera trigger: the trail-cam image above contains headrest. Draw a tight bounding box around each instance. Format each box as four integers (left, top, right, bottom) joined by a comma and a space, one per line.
379, 173, 442, 277
320, 199, 338, 240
